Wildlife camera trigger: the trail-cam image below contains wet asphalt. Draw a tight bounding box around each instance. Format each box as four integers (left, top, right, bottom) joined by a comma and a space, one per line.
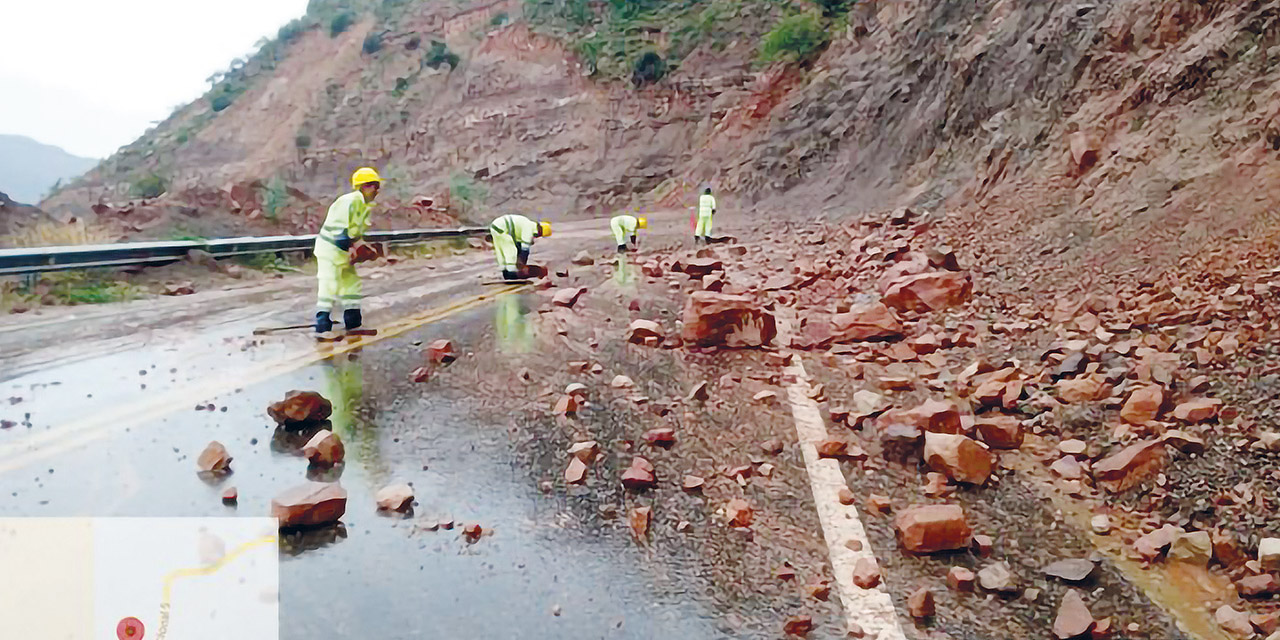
0, 214, 766, 639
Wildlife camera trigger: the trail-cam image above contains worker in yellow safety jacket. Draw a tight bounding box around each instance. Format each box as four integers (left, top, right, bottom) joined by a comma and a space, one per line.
609, 213, 648, 253
490, 213, 551, 280
695, 187, 716, 244
314, 167, 381, 335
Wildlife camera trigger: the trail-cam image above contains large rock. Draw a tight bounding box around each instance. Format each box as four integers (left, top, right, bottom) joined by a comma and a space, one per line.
551, 287, 586, 308
852, 556, 882, 588
303, 429, 345, 466
1053, 589, 1095, 639
1173, 398, 1222, 423
682, 258, 724, 278
978, 561, 1019, 594
1236, 574, 1280, 597
680, 292, 777, 348
923, 432, 994, 485
271, 482, 347, 528
1120, 385, 1165, 424
625, 319, 663, 344
907, 587, 935, 618
196, 441, 232, 473
1215, 605, 1254, 638
1043, 559, 1097, 583
882, 271, 973, 313
268, 391, 332, 426
829, 303, 903, 342
900, 399, 963, 434
895, 504, 972, 553
1259, 537, 1280, 570
1056, 375, 1108, 403
1092, 439, 1166, 492
975, 415, 1024, 449
1168, 531, 1212, 565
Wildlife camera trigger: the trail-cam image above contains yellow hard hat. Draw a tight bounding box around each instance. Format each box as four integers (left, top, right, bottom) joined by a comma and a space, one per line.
538, 220, 552, 238
637, 216, 648, 230
351, 167, 381, 188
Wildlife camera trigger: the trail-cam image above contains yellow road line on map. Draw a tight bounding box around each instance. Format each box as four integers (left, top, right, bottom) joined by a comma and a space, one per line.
0, 285, 527, 474
155, 535, 279, 640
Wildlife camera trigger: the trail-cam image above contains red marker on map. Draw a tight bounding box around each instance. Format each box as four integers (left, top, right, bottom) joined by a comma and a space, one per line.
116, 617, 144, 640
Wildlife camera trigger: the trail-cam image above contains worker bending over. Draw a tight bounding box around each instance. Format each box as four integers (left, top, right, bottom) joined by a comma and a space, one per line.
314, 167, 380, 336
490, 213, 551, 280
609, 213, 648, 252
695, 187, 716, 244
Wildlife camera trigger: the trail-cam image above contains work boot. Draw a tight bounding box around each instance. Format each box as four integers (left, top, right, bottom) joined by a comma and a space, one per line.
343, 309, 362, 330
315, 311, 333, 334
502, 269, 522, 281
617, 244, 628, 253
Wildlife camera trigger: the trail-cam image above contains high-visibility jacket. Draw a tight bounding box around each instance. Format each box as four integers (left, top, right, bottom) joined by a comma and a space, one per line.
698, 194, 717, 218
490, 214, 537, 246
315, 191, 372, 261
610, 215, 639, 245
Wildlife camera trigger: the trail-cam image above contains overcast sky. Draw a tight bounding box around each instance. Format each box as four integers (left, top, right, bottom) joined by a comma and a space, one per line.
0, 0, 309, 159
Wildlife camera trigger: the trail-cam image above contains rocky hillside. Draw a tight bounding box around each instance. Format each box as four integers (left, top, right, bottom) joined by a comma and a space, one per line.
40, 0, 1280, 293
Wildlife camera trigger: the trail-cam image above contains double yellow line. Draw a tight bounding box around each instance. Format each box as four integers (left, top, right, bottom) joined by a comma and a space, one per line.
0, 285, 527, 474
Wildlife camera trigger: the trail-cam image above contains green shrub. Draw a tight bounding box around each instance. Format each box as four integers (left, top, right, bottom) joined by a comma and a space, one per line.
261, 177, 289, 221
759, 13, 829, 65
362, 33, 383, 54
490, 11, 509, 26
632, 51, 666, 86
393, 77, 410, 96
449, 172, 487, 217
330, 11, 355, 37
814, 0, 854, 19
211, 93, 234, 112
424, 41, 460, 69
130, 174, 168, 199
295, 133, 312, 149
278, 20, 306, 43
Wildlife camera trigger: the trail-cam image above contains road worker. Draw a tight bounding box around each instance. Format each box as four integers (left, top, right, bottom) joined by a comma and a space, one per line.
314, 167, 380, 336
695, 187, 716, 244
609, 212, 648, 252
490, 213, 551, 280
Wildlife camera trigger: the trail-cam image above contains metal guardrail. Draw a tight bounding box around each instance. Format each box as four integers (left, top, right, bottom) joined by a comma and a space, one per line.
0, 227, 489, 276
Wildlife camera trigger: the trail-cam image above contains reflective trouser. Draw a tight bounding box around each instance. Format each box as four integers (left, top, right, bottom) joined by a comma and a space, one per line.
610, 217, 633, 246
315, 241, 361, 313
492, 231, 519, 271
695, 213, 713, 238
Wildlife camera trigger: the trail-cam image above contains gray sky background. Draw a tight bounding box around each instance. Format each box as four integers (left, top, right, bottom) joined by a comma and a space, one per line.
0, 0, 309, 159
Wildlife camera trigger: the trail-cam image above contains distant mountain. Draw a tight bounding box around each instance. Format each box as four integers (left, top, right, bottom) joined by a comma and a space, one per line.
0, 135, 98, 205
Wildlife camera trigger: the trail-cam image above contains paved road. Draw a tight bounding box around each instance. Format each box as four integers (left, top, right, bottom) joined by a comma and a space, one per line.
0, 213, 746, 639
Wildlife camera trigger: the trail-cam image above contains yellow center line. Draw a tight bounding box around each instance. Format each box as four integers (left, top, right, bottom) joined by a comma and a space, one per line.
156, 535, 279, 640
0, 285, 527, 474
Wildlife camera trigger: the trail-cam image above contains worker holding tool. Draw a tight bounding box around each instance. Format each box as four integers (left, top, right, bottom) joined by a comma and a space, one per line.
490, 213, 551, 280
314, 167, 381, 337
695, 187, 716, 244
609, 212, 648, 252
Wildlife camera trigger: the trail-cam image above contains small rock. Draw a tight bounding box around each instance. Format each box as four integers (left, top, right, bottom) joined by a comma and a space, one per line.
1120, 385, 1164, 424
687, 381, 709, 401
807, 580, 831, 601
947, 566, 976, 591
972, 534, 994, 557
409, 366, 432, 383
783, 615, 813, 637
564, 457, 588, 485
551, 287, 586, 308
1259, 537, 1280, 570
753, 390, 778, 403
621, 457, 657, 490
868, 494, 892, 513
554, 394, 580, 415
837, 488, 855, 505
978, 561, 1019, 594
1054, 589, 1095, 639
221, 487, 238, 504
1090, 515, 1112, 535
852, 557, 882, 588
611, 375, 635, 389
568, 440, 599, 462
1059, 439, 1088, 456
895, 504, 972, 553
643, 428, 676, 448
907, 587, 935, 618
267, 390, 332, 426
426, 339, 456, 364
1043, 558, 1097, 583
726, 498, 753, 527
1173, 397, 1222, 423
1236, 574, 1280, 597
375, 484, 414, 511
628, 506, 651, 541
975, 415, 1024, 449
463, 523, 483, 543
1168, 531, 1212, 565
1215, 605, 1254, 638
1092, 439, 1166, 492
571, 251, 594, 266
682, 475, 705, 491
923, 432, 994, 485
625, 319, 663, 344
816, 438, 849, 458
196, 441, 232, 473
303, 430, 345, 466
760, 439, 784, 455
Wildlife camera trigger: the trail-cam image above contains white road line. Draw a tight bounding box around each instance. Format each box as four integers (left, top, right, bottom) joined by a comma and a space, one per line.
784, 355, 907, 639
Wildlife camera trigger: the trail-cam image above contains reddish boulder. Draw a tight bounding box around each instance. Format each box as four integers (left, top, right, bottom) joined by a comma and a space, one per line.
1235, 574, 1280, 597
680, 292, 777, 348
426, 339, 455, 364
267, 390, 332, 426
197, 441, 232, 473
271, 481, 347, 528
882, 271, 973, 313
1120, 385, 1165, 424
375, 484, 414, 511
303, 429, 345, 466
1057, 375, 1107, 403
975, 415, 1024, 449
1092, 440, 1166, 492
829, 302, 904, 342
1054, 589, 1095, 639
923, 432, 994, 485
895, 504, 973, 553
1173, 398, 1222, 423
683, 258, 724, 278
905, 399, 963, 434
629, 506, 651, 541
621, 457, 657, 490
1215, 605, 1254, 638
947, 566, 976, 591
